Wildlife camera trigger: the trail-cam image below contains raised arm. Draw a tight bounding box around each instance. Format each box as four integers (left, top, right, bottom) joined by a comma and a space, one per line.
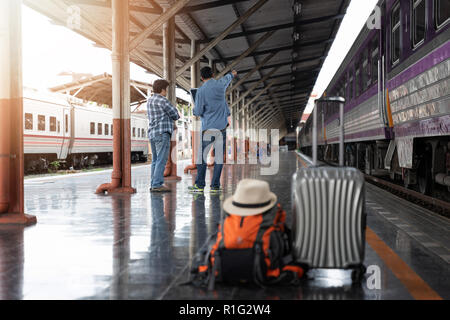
218, 70, 237, 89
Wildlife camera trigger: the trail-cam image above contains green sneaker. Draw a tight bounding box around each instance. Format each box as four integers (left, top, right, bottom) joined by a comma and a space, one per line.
210, 187, 223, 194
188, 184, 204, 193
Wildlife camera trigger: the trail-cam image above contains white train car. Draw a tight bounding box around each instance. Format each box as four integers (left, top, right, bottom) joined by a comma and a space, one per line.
23, 88, 149, 172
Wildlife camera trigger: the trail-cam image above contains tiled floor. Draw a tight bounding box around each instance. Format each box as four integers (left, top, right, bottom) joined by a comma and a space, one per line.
0, 152, 448, 299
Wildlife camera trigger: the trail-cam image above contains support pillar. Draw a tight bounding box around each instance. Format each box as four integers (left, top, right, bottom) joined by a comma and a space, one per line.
244, 100, 249, 161
97, 0, 135, 194
163, 16, 181, 181
233, 91, 239, 163
185, 39, 200, 174
227, 91, 234, 164
0, 0, 36, 225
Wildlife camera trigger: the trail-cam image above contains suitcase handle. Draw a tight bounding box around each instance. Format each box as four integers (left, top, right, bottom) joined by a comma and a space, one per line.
312, 96, 346, 166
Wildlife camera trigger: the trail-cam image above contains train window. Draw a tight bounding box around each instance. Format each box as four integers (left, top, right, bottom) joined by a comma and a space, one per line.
412, 0, 426, 47
65, 115, 68, 133
142, 129, 145, 138
90, 122, 95, 135
25, 113, 33, 130
362, 49, 370, 91
138, 128, 141, 138
435, 0, 450, 28
38, 115, 45, 131
348, 71, 354, 100
58, 121, 60, 133
111, 125, 113, 135
105, 124, 109, 136
371, 35, 379, 84
132, 127, 136, 137
98, 123, 102, 135
391, 3, 402, 65
50, 117, 57, 132
355, 63, 361, 97
344, 80, 348, 100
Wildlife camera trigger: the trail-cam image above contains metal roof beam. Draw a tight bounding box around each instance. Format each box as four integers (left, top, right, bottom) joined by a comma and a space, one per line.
129, 0, 191, 51
243, 79, 279, 109
227, 52, 277, 93
221, 45, 292, 62
258, 86, 313, 97
241, 72, 291, 86
230, 66, 282, 108
216, 30, 275, 79
179, 0, 251, 14
176, 0, 269, 77
237, 56, 323, 73
222, 38, 330, 62
204, 13, 345, 43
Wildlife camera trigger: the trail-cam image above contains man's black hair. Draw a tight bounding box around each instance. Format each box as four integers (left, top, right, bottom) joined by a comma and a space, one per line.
153, 79, 170, 94
200, 66, 213, 80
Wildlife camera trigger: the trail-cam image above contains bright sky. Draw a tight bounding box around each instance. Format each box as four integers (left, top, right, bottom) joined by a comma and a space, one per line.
21, 5, 191, 102
21, 0, 378, 113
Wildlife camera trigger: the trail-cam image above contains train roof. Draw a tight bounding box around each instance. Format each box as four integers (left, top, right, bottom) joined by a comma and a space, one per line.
24, 87, 74, 107
325, 0, 383, 94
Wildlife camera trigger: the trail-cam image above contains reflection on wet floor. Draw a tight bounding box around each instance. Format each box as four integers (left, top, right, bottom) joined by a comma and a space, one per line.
0, 154, 448, 300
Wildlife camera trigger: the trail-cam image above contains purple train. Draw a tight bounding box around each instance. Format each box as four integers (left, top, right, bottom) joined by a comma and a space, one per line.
299, 0, 449, 195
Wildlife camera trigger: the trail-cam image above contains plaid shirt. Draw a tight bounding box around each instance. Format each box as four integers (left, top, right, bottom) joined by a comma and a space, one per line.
147, 93, 180, 139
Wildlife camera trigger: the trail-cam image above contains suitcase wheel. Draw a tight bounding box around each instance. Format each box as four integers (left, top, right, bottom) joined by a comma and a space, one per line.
351, 265, 366, 283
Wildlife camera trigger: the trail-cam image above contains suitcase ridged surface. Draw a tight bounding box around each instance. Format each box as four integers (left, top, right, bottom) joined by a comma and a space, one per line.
292, 167, 366, 269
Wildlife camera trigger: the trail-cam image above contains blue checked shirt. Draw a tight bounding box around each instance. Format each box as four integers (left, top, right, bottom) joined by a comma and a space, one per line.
147, 94, 180, 139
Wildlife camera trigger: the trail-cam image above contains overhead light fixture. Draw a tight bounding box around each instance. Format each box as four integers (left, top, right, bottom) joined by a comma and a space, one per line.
293, 1, 302, 16
292, 32, 300, 42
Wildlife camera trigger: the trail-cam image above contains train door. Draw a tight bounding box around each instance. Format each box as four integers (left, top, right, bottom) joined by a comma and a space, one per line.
59, 108, 71, 159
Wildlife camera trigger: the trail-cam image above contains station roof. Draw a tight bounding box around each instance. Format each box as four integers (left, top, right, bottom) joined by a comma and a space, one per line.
24, 0, 350, 132
49, 72, 189, 107
49, 73, 151, 107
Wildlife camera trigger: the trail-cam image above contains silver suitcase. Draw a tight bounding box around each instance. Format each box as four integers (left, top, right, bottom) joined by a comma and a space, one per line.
292, 97, 366, 280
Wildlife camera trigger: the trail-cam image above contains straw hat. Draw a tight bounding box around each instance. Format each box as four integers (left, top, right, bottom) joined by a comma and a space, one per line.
223, 179, 277, 216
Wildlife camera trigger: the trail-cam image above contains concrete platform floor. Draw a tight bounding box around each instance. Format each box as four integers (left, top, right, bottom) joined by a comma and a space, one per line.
0, 152, 448, 300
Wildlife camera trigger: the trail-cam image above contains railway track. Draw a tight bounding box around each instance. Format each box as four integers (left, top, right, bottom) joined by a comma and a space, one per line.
364, 174, 450, 218
296, 151, 450, 218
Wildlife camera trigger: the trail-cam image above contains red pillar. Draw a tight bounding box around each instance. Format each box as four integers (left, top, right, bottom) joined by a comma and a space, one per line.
96, 0, 135, 194
0, 1, 36, 225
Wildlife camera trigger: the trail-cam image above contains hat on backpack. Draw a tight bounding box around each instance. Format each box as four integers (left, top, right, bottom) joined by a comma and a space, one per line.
223, 179, 277, 216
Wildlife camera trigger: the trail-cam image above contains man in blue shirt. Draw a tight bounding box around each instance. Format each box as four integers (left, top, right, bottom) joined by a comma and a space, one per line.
188, 67, 237, 193
147, 79, 180, 192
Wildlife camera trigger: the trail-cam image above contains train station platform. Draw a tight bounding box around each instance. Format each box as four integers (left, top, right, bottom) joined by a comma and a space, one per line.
0, 152, 449, 300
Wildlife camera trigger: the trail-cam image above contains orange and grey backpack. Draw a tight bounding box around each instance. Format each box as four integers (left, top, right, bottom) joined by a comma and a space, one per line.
189, 204, 305, 290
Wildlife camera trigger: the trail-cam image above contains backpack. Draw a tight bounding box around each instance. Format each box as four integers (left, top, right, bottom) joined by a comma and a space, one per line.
189, 204, 305, 290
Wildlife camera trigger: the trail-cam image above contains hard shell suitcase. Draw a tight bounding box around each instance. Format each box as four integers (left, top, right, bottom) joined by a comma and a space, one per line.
292, 97, 366, 281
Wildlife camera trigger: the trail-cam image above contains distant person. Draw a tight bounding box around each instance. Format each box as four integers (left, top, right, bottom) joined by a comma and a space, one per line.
188, 67, 237, 194
147, 79, 180, 193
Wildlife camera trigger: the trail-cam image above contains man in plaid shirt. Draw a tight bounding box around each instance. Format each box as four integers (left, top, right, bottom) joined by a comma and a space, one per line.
147, 79, 180, 192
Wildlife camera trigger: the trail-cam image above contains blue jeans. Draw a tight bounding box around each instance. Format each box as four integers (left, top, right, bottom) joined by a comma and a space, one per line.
195, 129, 227, 188
150, 133, 171, 188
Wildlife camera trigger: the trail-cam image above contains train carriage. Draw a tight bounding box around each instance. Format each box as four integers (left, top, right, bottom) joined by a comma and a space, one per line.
23, 88, 150, 172
299, 0, 449, 195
